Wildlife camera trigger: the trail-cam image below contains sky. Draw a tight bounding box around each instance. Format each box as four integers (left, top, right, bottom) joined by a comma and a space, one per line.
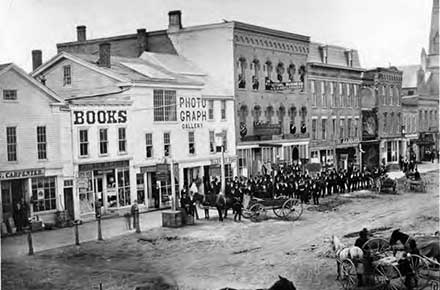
0, 0, 434, 72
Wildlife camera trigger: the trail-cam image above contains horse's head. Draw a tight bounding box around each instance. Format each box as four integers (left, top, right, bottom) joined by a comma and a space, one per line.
269, 276, 296, 290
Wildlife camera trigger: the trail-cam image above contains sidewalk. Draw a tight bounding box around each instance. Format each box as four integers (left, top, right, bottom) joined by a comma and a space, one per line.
1, 208, 217, 259
387, 161, 439, 179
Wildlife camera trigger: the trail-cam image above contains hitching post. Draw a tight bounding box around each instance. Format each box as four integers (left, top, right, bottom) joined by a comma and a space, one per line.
135, 207, 140, 233
27, 230, 34, 255
74, 220, 80, 245
97, 215, 103, 241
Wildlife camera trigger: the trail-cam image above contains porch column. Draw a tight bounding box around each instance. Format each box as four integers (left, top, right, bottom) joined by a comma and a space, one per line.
129, 166, 136, 205
143, 173, 149, 208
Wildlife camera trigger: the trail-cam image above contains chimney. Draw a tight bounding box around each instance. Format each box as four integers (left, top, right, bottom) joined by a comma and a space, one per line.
168, 10, 182, 32
32, 50, 42, 71
98, 42, 111, 68
77, 25, 86, 41
137, 28, 148, 56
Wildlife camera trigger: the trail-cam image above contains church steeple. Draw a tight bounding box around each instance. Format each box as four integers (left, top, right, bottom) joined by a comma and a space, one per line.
429, 0, 439, 56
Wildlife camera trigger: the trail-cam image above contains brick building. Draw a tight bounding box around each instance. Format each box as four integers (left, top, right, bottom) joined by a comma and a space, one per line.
0, 62, 73, 230
307, 43, 364, 170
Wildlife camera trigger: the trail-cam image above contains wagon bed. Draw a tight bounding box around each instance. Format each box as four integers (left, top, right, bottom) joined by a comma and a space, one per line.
242, 195, 303, 222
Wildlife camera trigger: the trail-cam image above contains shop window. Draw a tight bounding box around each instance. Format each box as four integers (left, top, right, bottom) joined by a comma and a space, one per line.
79, 129, 88, 157
32, 177, 56, 212
37, 126, 47, 160
63, 65, 71, 86
221, 100, 226, 120
145, 133, 153, 158
208, 100, 214, 120
79, 172, 94, 214
3, 89, 17, 100
164, 132, 171, 157
321, 118, 327, 139
153, 90, 177, 121
6, 126, 17, 161
107, 173, 117, 208
117, 168, 130, 207
188, 131, 195, 155
209, 131, 215, 153
99, 128, 108, 155
237, 57, 246, 89
118, 128, 127, 153
136, 174, 145, 205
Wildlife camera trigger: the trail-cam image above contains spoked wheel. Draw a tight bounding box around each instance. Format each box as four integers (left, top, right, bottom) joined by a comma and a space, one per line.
249, 203, 266, 222
273, 205, 284, 218
362, 238, 392, 258
241, 208, 252, 219
373, 262, 405, 290
282, 198, 303, 221
409, 254, 430, 290
340, 259, 358, 290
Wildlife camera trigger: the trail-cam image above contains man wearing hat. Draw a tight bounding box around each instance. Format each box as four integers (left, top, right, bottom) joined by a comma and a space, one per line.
355, 228, 369, 249
355, 228, 370, 287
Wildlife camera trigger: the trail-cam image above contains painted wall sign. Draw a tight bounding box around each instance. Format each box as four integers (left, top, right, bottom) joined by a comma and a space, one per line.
0, 168, 45, 180
73, 110, 127, 125
179, 97, 207, 129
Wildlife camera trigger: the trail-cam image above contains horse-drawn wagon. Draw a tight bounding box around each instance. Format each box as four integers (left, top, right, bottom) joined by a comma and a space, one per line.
241, 195, 303, 222
373, 175, 397, 194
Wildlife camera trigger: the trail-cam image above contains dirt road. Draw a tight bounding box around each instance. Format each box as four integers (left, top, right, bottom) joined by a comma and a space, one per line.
2, 170, 439, 290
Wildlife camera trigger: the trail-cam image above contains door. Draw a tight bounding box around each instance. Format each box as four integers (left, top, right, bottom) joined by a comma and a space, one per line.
63, 188, 74, 221
292, 147, 299, 163
2, 182, 13, 233
94, 176, 104, 214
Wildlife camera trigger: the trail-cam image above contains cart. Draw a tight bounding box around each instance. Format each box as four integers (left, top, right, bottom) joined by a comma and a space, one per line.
374, 175, 397, 194
241, 195, 303, 222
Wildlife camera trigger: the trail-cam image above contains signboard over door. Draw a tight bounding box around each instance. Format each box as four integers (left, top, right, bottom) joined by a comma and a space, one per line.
156, 163, 170, 182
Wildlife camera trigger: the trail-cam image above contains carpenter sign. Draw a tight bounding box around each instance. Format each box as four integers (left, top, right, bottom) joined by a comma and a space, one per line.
0, 168, 45, 180
179, 97, 207, 130
73, 110, 127, 125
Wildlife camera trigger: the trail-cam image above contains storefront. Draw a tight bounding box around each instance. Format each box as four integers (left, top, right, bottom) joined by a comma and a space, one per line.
417, 133, 436, 161
310, 148, 335, 169
77, 160, 132, 220
361, 141, 380, 170
1, 168, 63, 232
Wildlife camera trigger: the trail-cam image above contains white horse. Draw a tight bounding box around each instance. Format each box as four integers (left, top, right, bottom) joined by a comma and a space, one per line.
330, 235, 364, 280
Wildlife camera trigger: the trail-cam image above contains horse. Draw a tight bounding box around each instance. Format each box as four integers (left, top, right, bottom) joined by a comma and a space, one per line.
193, 192, 234, 221
330, 235, 364, 280
390, 229, 440, 262
219, 275, 296, 290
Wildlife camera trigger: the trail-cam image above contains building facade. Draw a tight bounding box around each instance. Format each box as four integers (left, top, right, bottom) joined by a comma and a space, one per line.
307, 43, 364, 171
0, 63, 73, 231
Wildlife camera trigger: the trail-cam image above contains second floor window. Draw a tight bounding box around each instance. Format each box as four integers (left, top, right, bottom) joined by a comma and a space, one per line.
222, 130, 228, 152
208, 100, 214, 120
354, 118, 359, 137
338, 83, 343, 107
118, 128, 126, 153
145, 133, 153, 158
6, 127, 17, 161
163, 132, 170, 157
3, 89, 17, 100
209, 131, 215, 153
63, 65, 71, 86
37, 126, 47, 160
99, 128, 108, 155
321, 118, 327, 139
312, 119, 317, 140
321, 81, 327, 108
347, 118, 352, 137
153, 90, 177, 121
79, 129, 88, 157
188, 131, 195, 155
311, 80, 316, 107
339, 119, 344, 138
332, 119, 336, 139
221, 100, 226, 120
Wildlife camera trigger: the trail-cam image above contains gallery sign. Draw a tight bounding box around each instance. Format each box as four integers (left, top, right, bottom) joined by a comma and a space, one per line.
73, 110, 127, 125
0, 168, 45, 180
179, 97, 207, 130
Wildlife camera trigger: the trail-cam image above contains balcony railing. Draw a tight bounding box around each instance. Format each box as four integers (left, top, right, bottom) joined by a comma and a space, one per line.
338, 137, 360, 144
265, 80, 304, 92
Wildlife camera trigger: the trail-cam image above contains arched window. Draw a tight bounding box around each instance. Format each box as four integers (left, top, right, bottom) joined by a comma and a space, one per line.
276, 62, 284, 82
251, 59, 260, 90
278, 105, 286, 124
239, 105, 248, 124
265, 61, 273, 90
300, 106, 307, 133
237, 57, 247, 88
253, 105, 262, 124
265, 106, 274, 123
288, 106, 297, 134
298, 65, 306, 89
287, 64, 296, 82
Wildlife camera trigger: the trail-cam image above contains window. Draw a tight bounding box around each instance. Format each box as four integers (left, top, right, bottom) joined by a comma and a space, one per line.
332, 118, 336, 139
3, 89, 17, 100
164, 132, 171, 157
312, 119, 317, 140
145, 133, 153, 158
389, 86, 394, 105
153, 90, 177, 121
209, 131, 215, 153
37, 126, 47, 160
321, 118, 327, 139
330, 82, 335, 107
99, 128, 108, 155
32, 177, 56, 212
79, 129, 88, 157
117, 168, 131, 206
252, 59, 260, 90
321, 81, 327, 108
222, 130, 228, 151
311, 80, 317, 107
188, 131, 195, 155
237, 58, 246, 88
347, 118, 352, 137
338, 83, 343, 107
6, 127, 17, 161
221, 100, 226, 120
346, 84, 351, 107
63, 65, 71, 86
354, 118, 359, 137
118, 128, 126, 153
208, 100, 214, 120
383, 113, 388, 133
339, 118, 344, 138
353, 85, 358, 107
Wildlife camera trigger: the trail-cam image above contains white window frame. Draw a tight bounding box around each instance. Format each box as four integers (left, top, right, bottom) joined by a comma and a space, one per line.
163, 132, 171, 157
98, 128, 109, 156
63, 65, 71, 86
37, 126, 47, 160
118, 127, 127, 154
188, 131, 195, 155
3, 89, 17, 101
78, 128, 89, 157
6, 126, 17, 161
145, 133, 153, 158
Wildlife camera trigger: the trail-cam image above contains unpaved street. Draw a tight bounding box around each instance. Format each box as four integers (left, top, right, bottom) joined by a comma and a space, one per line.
2, 170, 439, 290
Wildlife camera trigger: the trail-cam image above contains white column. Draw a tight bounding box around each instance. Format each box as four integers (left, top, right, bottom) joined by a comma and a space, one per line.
129, 165, 136, 205
143, 173, 148, 208
170, 159, 176, 211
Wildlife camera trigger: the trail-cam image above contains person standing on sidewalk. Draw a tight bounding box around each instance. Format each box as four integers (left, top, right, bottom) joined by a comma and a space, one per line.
130, 200, 138, 230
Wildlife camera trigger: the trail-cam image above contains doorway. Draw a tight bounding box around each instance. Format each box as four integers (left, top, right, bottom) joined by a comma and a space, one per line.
64, 187, 74, 221
94, 176, 104, 214
1, 179, 26, 233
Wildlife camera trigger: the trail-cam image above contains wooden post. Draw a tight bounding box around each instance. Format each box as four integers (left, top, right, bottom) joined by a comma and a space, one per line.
27, 230, 34, 255
74, 221, 80, 245
135, 208, 140, 233
97, 216, 103, 241
99, 282, 103, 290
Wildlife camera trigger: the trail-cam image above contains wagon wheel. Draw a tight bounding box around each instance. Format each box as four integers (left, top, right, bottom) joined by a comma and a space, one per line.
241, 199, 254, 219
273, 201, 285, 218
362, 238, 391, 258
249, 203, 266, 222
373, 262, 405, 290
340, 259, 358, 290
281, 198, 303, 221
409, 254, 430, 290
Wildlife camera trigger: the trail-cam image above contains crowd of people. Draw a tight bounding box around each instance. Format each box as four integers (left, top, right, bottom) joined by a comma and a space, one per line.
180, 163, 387, 222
